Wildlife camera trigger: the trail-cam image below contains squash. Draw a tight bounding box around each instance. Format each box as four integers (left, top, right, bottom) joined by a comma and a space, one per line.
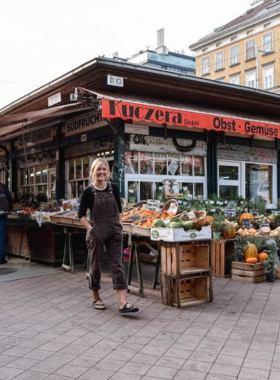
222, 222, 236, 239
239, 212, 255, 225
264, 239, 280, 266
244, 242, 258, 261
246, 257, 258, 264
204, 215, 214, 226
259, 252, 268, 262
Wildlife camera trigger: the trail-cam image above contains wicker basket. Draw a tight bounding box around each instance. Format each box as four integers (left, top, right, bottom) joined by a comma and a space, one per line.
162, 199, 180, 215
172, 210, 207, 229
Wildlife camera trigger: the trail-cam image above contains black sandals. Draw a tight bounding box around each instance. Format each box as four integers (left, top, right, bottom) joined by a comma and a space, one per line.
93, 298, 106, 310
119, 302, 139, 314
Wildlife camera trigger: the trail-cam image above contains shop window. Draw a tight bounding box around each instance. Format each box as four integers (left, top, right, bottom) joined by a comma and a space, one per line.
154, 153, 167, 175
181, 156, 193, 175
246, 39, 255, 60
246, 163, 273, 204
218, 162, 240, 199
194, 157, 205, 176
140, 153, 153, 174
42, 166, 48, 183
230, 45, 239, 66
140, 182, 152, 201
167, 154, 180, 176
20, 165, 51, 199
66, 156, 91, 199
182, 183, 194, 199
125, 151, 139, 174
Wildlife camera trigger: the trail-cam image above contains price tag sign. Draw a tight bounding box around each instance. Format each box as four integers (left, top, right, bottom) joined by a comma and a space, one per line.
186, 211, 196, 220
242, 219, 254, 229
252, 211, 259, 217
225, 209, 236, 217
260, 223, 270, 229
147, 199, 160, 212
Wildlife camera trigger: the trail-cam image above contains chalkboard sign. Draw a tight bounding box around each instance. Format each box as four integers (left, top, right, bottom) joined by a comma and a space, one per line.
147, 199, 160, 212
242, 219, 254, 229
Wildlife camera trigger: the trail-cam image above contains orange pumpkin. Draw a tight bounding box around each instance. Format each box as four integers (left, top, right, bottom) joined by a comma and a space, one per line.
239, 212, 255, 225
259, 252, 268, 262
222, 222, 236, 239
246, 257, 258, 264
204, 215, 214, 226
244, 242, 258, 261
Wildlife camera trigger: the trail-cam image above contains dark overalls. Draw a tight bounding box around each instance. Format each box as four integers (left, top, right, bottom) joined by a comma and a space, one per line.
86, 182, 127, 291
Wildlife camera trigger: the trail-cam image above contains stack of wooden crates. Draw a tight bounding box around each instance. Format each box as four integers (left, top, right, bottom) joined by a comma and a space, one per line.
160, 242, 213, 308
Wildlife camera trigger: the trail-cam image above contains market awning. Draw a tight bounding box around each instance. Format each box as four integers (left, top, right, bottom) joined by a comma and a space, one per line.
0, 103, 97, 139
86, 90, 280, 139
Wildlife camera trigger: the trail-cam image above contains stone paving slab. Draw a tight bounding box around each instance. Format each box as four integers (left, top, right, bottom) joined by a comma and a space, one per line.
0, 258, 280, 379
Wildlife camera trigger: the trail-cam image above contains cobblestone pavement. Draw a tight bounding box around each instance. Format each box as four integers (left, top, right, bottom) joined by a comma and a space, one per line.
1, 258, 280, 380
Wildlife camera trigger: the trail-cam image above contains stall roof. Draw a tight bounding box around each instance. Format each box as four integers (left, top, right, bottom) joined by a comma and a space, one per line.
0, 103, 97, 140
82, 89, 280, 139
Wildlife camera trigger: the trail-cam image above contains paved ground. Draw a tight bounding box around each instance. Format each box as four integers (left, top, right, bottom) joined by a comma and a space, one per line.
1, 257, 280, 380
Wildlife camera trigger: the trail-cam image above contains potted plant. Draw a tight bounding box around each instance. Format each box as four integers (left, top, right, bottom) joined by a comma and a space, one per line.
212, 212, 225, 240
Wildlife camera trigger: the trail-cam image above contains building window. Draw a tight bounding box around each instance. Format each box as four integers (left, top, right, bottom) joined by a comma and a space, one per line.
215, 51, 224, 71
246, 70, 256, 88
246, 39, 255, 60
263, 65, 274, 89
230, 45, 239, 65
246, 163, 273, 204
202, 56, 210, 75
19, 165, 53, 200
262, 32, 273, 52
230, 74, 240, 85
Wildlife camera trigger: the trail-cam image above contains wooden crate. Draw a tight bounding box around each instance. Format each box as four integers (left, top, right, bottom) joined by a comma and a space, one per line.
161, 243, 210, 275
161, 273, 210, 308
231, 261, 266, 283
211, 239, 235, 278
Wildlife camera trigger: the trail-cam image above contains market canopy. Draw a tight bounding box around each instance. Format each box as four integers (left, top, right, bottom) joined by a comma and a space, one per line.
85, 90, 280, 139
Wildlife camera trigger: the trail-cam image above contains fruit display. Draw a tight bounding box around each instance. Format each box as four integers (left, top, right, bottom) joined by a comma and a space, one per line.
137, 210, 176, 227
254, 214, 270, 225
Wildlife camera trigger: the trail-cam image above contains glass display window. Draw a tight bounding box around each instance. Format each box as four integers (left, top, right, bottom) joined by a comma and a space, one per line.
218, 162, 241, 199
140, 182, 152, 200
181, 156, 193, 176
246, 163, 273, 204
194, 156, 205, 176
154, 153, 167, 175
167, 154, 180, 176
125, 151, 139, 174
140, 152, 153, 174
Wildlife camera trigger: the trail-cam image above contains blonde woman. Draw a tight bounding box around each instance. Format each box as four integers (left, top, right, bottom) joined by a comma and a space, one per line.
78, 158, 139, 314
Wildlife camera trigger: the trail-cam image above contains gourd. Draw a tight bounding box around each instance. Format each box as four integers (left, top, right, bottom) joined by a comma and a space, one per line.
204, 216, 213, 226
244, 242, 258, 261
264, 239, 280, 265
222, 222, 236, 239
259, 252, 268, 262
239, 212, 255, 225
246, 257, 258, 264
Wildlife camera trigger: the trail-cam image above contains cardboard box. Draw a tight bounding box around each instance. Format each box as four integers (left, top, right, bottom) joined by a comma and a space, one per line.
151, 226, 211, 242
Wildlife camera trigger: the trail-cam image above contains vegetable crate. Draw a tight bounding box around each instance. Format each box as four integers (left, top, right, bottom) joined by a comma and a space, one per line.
161, 243, 210, 276
211, 239, 235, 278
161, 273, 210, 308
231, 261, 266, 283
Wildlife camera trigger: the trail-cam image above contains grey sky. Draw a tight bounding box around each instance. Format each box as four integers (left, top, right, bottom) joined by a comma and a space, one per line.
0, 0, 253, 110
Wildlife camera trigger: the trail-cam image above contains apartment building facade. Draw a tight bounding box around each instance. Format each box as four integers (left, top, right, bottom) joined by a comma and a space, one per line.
189, 0, 280, 93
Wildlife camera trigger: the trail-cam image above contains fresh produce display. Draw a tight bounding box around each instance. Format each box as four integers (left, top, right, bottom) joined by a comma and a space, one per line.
244, 242, 258, 261
239, 212, 255, 225
137, 210, 176, 227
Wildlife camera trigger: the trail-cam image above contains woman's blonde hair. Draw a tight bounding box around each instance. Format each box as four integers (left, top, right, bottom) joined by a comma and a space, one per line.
90, 158, 111, 181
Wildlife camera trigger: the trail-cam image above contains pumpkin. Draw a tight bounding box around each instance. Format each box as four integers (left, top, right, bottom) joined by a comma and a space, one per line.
239, 212, 255, 225
246, 257, 258, 264
222, 222, 236, 239
204, 215, 214, 226
259, 252, 268, 262
244, 242, 258, 261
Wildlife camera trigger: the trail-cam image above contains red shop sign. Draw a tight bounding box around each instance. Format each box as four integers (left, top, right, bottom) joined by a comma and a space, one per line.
102, 99, 280, 139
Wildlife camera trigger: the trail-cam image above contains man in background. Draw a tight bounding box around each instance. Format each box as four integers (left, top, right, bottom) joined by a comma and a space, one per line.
0, 182, 13, 264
